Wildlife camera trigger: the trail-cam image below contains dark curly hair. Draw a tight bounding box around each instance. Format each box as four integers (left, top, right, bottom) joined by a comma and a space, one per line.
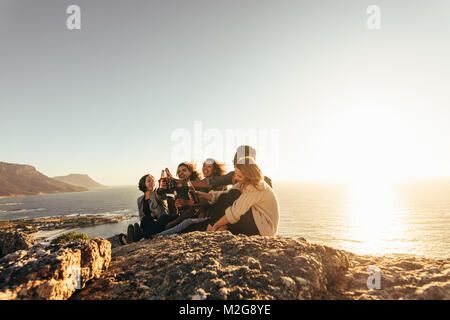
138, 174, 154, 193
203, 158, 227, 177
177, 162, 202, 181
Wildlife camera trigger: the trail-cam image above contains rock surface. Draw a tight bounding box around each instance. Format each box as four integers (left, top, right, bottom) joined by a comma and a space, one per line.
0, 231, 448, 300
0, 231, 36, 258
0, 239, 111, 300
73, 231, 351, 300
73, 232, 449, 300
337, 252, 450, 300
106, 234, 126, 249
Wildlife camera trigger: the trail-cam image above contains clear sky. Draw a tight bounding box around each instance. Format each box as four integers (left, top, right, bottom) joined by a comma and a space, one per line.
1, 0, 450, 185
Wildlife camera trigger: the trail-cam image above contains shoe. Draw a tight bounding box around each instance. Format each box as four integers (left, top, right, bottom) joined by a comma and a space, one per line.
127, 224, 135, 243
119, 234, 128, 246
134, 223, 142, 241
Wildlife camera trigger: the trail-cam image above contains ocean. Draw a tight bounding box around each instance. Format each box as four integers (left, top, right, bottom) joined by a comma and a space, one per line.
1, 180, 449, 259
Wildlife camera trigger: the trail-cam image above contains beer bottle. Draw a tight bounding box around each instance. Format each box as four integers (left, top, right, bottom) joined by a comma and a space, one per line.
159, 170, 167, 189
172, 189, 179, 215
165, 168, 177, 190
187, 180, 200, 204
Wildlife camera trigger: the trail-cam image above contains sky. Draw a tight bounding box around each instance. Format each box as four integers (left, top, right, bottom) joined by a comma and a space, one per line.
1, 0, 450, 185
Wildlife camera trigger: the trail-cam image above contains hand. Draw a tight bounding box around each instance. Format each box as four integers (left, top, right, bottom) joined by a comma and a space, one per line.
174, 179, 186, 188
165, 221, 175, 230
175, 198, 194, 208
216, 225, 228, 231
159, 179, 168, 189
196, 191, 211, 201
206, 223, 228, 232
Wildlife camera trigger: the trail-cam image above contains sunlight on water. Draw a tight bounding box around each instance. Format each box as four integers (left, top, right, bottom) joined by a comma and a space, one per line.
1, 183, 449, 258
343, 179, 409, 255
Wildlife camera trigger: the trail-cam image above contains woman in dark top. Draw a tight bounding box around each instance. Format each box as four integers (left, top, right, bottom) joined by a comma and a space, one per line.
164, 159, 226, 218
158, 162, 203, 230
155, 158, 229, 236
123, 174, 178, 244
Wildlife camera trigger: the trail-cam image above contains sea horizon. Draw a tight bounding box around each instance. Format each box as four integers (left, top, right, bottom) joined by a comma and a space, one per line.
1, 179, 449, 260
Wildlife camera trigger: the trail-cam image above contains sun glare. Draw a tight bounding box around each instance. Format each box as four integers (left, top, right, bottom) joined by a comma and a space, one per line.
344, 177, 408, 255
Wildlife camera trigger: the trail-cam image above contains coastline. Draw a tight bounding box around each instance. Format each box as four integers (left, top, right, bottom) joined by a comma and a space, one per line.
0, 214, 128, 239
0, 190, 90, 199
30, 228, 80, 244
0, 214, 447, 260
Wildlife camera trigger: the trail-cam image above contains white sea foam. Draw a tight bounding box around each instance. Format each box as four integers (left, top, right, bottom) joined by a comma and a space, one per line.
0, 208, 46, 214
0, 202, 24, 206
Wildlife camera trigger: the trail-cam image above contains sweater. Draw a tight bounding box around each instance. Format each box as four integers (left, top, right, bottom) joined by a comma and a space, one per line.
208, 180, 280, 236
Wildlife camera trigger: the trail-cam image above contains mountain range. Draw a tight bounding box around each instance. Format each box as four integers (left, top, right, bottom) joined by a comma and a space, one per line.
52, 174, 105, 190
0, 162, 103, 197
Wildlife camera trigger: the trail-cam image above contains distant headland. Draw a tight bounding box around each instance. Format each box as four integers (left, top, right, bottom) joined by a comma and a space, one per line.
52, 174, 105, 190
0, 161, 104, 198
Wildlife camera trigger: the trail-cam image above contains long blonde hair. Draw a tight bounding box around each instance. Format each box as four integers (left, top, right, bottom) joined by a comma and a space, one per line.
234, 156, 263, 190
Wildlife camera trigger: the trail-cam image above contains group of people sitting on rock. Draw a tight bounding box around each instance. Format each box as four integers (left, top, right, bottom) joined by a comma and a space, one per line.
119, 145, 280, 245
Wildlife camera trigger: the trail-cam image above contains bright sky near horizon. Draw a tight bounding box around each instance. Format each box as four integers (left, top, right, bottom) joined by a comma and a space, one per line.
1, 0, 450, 185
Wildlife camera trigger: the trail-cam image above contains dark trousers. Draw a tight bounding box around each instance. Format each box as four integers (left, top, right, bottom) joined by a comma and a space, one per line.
227, 209, 260, 236
181, 189, 260, 236
141, 214, 178, 238
169, 207, 196, 227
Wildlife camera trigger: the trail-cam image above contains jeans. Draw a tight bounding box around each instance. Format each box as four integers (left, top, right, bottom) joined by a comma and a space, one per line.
156, 218, 209, 236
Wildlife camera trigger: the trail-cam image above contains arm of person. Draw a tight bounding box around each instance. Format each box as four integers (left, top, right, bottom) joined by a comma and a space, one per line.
223, 190, 262, 225
196, 190, 228, 204
164, 219, 178, 230
155, 188, 168, 201
164, 208, 195, 229
190, 171, 235, 190
209, 171, 234, 189
190, 179, 210, 189
209, 214, 230, 231
137, 197, 144, 220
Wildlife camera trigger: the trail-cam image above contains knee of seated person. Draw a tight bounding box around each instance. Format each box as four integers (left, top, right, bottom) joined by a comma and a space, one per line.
228, 189, 241, 197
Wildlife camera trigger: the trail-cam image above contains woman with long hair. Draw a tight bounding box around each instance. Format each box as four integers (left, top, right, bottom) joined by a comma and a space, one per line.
201, 158, 227, 190
197, 156, 280, 236
159, 162, 203, 230
123, 173, 178, 244
156, 158, 228, 236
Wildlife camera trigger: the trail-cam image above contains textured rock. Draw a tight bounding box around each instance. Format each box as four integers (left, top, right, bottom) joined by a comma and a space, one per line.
72, 232, 449, 300
0, 231, 36, 258
0, 239, 111, 300
72, 231, 350, 300
1, 230, 447, 300
336, 252, 450, 300
106, 234, 125, 249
